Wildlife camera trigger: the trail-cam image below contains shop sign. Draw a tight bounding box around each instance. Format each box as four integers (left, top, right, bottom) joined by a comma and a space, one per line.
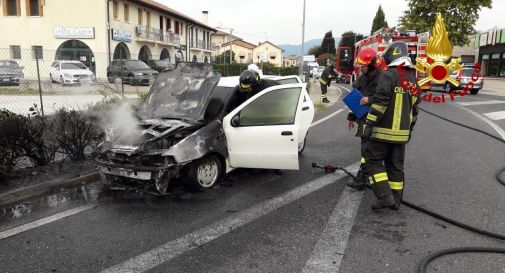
54, 27, 95, 39
112, 29, 133, 42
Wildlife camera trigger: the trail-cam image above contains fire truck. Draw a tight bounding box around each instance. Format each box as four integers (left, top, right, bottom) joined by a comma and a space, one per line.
335, 28, 431, 90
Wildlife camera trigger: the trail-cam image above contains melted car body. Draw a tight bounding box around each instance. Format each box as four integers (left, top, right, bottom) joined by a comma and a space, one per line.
96, 63, 314, 194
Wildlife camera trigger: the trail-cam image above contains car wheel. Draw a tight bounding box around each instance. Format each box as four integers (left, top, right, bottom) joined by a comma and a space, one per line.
470, 89, 480, 95
444, 83, 452, 93
50, 74, 55, 83
298, 136, 306, 155
185, 155, 223, 191
128, 75, 135, 86
107, 73, 114, 83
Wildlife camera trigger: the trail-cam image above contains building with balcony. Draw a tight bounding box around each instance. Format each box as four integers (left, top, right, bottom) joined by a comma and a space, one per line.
0, 0, 216, 79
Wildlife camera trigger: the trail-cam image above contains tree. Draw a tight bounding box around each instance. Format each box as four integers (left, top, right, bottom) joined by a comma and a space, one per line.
320, 31, 336, 55
214, 50, 235, 64
308, 46, 321, 57
371, 5, 389, 35
339, 31, 365, 58
317, 53, 336, 66
399, 0, 492, 47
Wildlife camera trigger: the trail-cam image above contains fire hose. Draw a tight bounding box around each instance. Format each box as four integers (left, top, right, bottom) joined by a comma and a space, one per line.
312, 106, 505, 272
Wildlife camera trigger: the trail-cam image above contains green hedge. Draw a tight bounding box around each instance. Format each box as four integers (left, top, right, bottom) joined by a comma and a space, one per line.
213, 63, 299, 77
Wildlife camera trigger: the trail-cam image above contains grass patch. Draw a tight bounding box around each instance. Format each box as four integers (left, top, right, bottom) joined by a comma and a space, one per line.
314, 103, 327, 111
0, 87, 40, 96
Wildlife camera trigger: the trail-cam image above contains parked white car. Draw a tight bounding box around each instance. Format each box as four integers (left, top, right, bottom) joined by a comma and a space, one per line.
49, 60, 96, 85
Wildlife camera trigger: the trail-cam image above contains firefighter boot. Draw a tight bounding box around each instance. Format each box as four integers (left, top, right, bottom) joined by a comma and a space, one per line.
346, 170, 367, 190
371, 194, 395, 211
390, 190, 403, 210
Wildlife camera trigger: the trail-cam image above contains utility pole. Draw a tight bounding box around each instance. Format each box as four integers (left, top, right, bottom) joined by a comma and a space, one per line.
299, 0, 306, 78
230, 29, 234, 64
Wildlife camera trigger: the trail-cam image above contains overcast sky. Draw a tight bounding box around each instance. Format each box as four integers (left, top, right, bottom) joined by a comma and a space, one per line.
159, 0, 505, 45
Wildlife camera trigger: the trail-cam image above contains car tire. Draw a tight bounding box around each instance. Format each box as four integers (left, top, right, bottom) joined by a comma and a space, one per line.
107, 73, 114, 83
444, 83, 452, 93
128, 74, 135, 86
298, 136, 307, 155
470, 89, 480, 95
185, 154, 223, 191
50, 74, 55, 83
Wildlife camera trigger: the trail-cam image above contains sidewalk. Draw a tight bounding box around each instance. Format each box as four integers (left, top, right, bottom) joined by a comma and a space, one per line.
308, 80, 344, 110
482, 77, 505, 95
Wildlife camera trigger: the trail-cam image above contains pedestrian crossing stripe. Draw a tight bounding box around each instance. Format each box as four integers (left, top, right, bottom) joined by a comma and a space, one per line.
483, 111, 505, 121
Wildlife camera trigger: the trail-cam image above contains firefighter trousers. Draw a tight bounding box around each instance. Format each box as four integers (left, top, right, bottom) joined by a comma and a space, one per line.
364, 139, 405, 198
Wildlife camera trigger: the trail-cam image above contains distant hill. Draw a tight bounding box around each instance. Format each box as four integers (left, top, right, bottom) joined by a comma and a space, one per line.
279, 38, 341, 56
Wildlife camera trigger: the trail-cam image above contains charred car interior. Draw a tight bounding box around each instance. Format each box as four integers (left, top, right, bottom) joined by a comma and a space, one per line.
96, 63, 314, 194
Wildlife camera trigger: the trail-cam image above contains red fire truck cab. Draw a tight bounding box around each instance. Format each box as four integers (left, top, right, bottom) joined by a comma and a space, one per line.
337, 28, 431, 90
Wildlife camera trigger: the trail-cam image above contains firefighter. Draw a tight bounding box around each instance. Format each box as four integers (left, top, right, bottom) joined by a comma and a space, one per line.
346, 48, 383, 190
362, 41, 421, 210
238, 69, 279, 101
319, 63, 338, 103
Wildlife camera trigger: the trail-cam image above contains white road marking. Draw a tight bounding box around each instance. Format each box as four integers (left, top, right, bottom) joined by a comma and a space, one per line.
456, 100, 505, 106
483, 111, 505, 121
452, 103, 505, 140
0, 203, 97, 240
311, 109, 344, 128
301, 186, 364, 273
101, 163, 360, 273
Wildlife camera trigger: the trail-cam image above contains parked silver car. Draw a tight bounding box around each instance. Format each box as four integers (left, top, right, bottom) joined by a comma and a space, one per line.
444, 66, 484, 95
0, 60, 24, 86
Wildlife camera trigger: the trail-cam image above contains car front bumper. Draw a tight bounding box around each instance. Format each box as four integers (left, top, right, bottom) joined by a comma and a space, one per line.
0, 76, 21, 85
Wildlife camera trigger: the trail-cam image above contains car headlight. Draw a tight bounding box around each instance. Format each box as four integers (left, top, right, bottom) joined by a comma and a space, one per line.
134, 72, 143, 76
63, 73, 72, 78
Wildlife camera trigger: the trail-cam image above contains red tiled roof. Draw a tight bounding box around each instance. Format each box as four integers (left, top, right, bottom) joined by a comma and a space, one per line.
133, 0, 217, 31
222, 39, 256, 49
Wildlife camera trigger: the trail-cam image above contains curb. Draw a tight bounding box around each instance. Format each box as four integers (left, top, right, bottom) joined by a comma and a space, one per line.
0, 171, 99, 207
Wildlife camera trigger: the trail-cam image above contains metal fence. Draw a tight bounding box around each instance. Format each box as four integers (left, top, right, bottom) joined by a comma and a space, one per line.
0, 48, 151, 116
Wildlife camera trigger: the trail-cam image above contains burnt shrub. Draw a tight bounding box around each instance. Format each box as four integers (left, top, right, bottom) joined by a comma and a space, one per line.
49, 109, 101, 161
0, 110, 22, 180
0, 109, 57, 180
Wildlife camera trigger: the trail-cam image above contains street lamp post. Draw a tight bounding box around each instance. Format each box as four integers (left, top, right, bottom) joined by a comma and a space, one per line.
299, 0, 306, 79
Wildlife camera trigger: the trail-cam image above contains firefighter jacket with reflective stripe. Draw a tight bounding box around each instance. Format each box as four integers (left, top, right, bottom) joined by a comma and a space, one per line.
319, 66, 338, 86
365, 66, 421, 144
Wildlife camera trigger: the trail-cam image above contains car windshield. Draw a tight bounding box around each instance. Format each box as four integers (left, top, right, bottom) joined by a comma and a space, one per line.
0, 61, 19, 69
137, 63, 221, 121
61, 63, 87, 70
126, 60, 150, 69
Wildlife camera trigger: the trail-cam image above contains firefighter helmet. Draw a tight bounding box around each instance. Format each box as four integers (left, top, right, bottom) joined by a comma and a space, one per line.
357, 48, 381, 68
382, 41, 409, 65
239, 70, 260, 92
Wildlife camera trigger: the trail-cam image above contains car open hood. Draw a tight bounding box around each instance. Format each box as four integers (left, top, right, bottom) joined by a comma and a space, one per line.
104, 118, 197, 155
137, 63, 220, 122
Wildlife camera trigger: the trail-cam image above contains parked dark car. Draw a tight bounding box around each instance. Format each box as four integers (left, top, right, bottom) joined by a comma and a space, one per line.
106, 59, 158, 85
96, 63, 314, 194
0, 60, 24, 86
148, 60, 175, 72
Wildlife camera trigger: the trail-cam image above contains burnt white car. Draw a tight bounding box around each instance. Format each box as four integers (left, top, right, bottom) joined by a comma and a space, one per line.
96, 63, 314, 194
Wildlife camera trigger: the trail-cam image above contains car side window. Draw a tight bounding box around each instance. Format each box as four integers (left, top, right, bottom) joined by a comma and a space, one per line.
239, 87, 301, 126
